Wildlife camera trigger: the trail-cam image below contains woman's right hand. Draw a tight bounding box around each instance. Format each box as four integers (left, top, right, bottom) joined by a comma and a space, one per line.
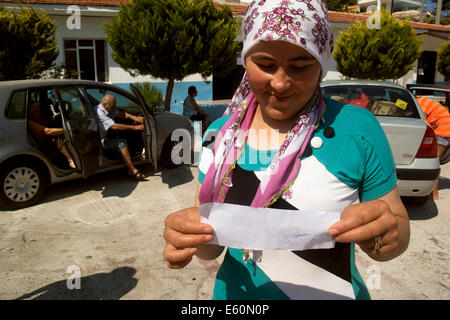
163, 207, 214, 269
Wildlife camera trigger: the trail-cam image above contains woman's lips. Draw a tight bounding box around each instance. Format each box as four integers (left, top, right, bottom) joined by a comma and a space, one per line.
270, 93, 295, 103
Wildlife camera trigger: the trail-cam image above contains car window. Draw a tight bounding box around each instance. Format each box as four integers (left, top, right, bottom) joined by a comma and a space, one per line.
85, 87, 141, 114
408, 88, 449, 109
28, 88, 61, 120
6, 90, 26, 119
56, 87, 89, 120
322, 85, 420, 118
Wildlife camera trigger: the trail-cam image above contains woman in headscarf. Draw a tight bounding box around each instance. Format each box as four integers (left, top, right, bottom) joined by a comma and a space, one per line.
163, 0, 409, 300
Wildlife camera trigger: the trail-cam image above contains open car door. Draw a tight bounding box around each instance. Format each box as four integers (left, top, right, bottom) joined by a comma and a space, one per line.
129, 84, 158, 171
55, 86, 100, 178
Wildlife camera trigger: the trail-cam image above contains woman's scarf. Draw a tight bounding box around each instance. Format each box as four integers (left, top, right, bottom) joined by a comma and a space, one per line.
199, 0, 333, 208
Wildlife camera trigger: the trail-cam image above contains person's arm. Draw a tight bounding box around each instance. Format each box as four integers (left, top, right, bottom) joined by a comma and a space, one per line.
110, 123, 143, 131
328, 186, 410, 262
116, 110, 144, 123
190, 96, 208, 117
44, 127, 64, 136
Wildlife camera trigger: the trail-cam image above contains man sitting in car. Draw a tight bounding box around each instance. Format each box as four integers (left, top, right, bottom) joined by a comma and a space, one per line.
95, 94, 146, 180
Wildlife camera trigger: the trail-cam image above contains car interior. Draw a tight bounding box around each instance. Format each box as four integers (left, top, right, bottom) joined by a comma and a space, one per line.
322, 86, 420, 118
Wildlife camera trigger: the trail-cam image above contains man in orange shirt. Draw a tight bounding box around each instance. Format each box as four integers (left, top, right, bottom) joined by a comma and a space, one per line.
416, 97, 450, 199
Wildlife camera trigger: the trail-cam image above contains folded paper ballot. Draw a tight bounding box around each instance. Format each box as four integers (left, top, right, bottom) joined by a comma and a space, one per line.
199, 202, 342, 251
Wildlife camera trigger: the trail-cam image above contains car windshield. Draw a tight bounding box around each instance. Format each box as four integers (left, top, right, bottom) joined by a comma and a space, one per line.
322, 85, 420, 118
85, 87, 141, 114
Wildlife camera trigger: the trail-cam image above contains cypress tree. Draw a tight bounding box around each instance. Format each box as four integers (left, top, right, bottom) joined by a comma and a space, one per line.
437, 40, 450, 82
332, 8, 422, 80
105, 0, 241, 111
0, 5, 58, 80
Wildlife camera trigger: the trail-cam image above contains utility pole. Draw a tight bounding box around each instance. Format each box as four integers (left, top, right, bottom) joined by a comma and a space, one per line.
387, 0, 394, 13
436, 0, 442, 24
419, 0, 425, 22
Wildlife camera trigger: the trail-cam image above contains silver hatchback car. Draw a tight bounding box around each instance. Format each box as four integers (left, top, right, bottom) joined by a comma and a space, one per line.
321, 80, 441, 205
0, 80, 194, 209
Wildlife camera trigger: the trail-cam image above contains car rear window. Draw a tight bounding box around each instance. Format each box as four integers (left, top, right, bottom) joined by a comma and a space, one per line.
322, 85, 420, 118
6, 90, 26, 119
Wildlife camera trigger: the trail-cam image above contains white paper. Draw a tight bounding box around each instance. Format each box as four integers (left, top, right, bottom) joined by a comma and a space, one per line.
199, 202, 341, 251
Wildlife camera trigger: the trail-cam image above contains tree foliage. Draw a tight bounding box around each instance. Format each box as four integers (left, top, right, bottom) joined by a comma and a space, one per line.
0, 5, 58, 80
133, 82, 164, 110
325, 0, 358, 12
105, 0, 241, 110
332, 8, 422, 80
437, 40, 450, 81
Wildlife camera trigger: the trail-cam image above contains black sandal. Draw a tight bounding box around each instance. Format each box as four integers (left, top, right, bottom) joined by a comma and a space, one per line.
128, 170, 146, 181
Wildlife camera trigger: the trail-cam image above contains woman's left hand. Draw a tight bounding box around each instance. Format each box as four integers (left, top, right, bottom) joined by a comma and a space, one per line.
328, 197, 406, 260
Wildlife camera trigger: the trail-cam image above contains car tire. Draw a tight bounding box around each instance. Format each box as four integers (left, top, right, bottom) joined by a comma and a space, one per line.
440, 145, 450, 165
0, 160, 49, 210
160, 138, 185, 169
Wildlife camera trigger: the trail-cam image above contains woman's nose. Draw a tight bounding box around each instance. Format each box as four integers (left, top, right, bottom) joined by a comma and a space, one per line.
270, 68, 291, 93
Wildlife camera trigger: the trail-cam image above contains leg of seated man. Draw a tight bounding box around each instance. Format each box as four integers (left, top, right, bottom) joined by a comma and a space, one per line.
102, 137, 140, 177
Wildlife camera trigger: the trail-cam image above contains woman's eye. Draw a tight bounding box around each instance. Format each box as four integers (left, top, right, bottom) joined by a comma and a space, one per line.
257, 63, 274, 69
291, 65, 307, 71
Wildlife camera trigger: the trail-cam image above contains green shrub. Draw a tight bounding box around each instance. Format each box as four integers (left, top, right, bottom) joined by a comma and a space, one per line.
333, 8, 422, 80
0, 4, 58, 80
133, 82, 164, 111
437, 41, 450, 81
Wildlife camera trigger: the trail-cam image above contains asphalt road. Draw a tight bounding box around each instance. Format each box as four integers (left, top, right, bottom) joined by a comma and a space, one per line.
0, 162, 449, 300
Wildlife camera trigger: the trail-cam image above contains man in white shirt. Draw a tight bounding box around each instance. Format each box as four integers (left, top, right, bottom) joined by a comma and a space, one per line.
95, 94, 146, 180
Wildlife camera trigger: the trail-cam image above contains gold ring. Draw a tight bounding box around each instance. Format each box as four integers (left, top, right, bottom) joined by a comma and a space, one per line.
374, 236, 382, 250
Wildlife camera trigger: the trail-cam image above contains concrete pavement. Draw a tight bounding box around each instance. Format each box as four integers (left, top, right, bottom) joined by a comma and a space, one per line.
0, 162, 449, 300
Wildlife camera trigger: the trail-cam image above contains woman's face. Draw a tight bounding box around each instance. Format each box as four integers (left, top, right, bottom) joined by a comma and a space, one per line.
245, 41, 321, 122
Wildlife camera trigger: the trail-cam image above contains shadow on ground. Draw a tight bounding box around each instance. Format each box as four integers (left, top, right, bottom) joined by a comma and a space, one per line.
160, 165, 194, 189
36, 168, 149, 205
438, 176, 450, 191
14, 266, 137, 300
403, 198, 438, 221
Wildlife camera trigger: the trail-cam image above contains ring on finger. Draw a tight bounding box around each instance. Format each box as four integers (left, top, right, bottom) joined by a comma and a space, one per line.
374, 235, 382, 250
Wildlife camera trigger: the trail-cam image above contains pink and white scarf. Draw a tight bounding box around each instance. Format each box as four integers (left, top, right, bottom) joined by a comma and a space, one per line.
199, 0, 333, 208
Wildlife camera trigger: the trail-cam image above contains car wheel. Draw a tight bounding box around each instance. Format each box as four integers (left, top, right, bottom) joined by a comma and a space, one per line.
0, 161, 49, 210
160, 138, 185, 169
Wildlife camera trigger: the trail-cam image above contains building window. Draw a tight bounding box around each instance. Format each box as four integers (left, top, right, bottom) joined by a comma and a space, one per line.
64, 39, 108, 82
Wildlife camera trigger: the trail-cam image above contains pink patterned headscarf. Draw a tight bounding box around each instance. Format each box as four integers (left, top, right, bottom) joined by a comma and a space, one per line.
199, 0, 333, 209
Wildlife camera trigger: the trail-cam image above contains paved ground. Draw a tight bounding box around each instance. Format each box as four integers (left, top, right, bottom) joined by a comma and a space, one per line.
0, 161, 449, 300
